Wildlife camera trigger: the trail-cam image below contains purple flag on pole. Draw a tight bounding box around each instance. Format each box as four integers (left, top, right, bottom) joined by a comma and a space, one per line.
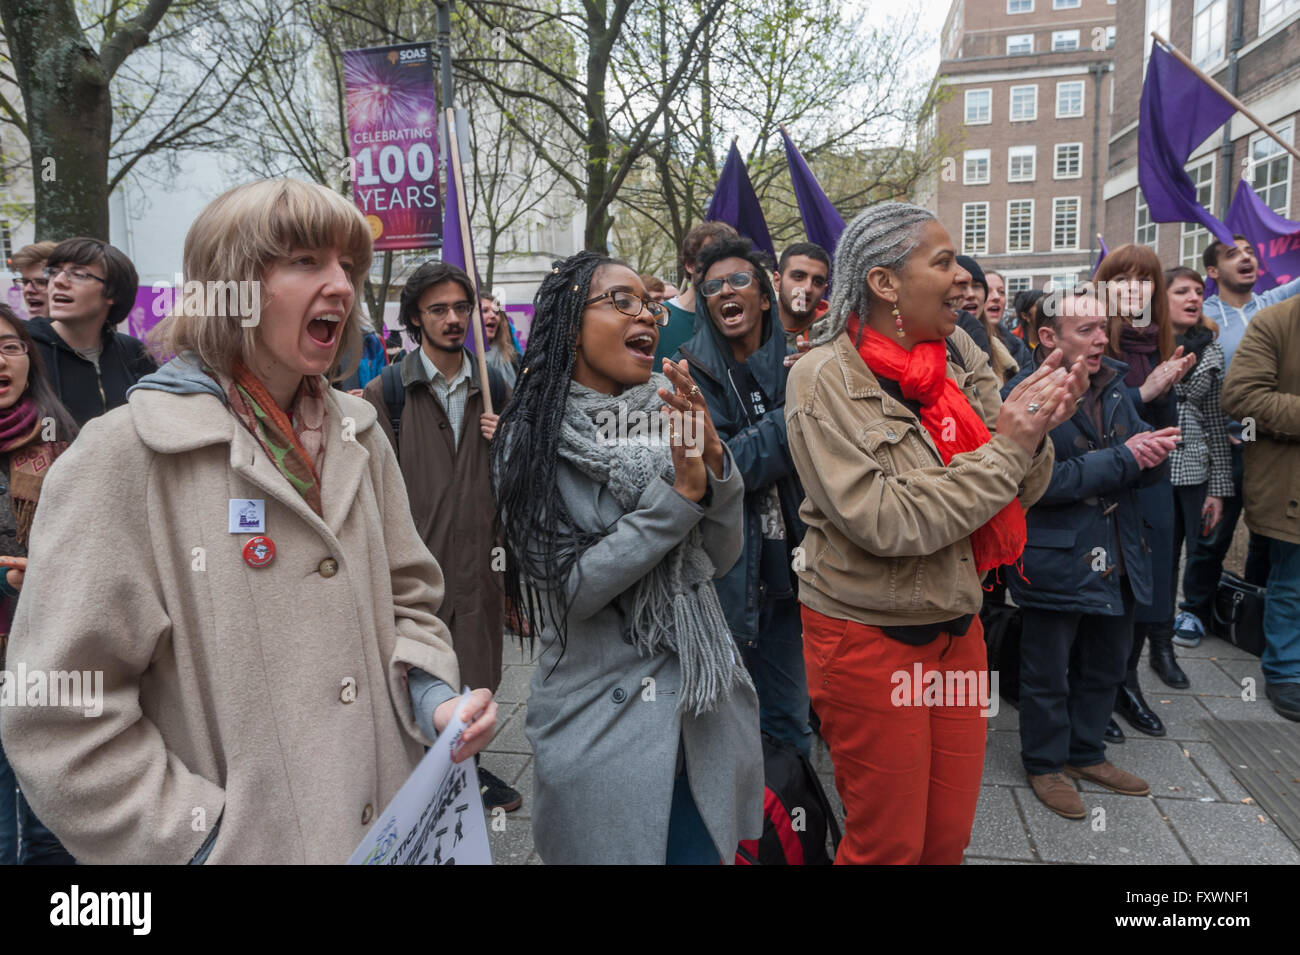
707, 141, 775, 259
1137, 43, 1235, 245
1092, 234, 1110, 277
1226, 179, 1300, 288
780, 129, 846, 256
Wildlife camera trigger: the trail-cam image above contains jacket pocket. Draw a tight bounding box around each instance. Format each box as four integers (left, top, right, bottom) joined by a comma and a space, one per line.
855, 422, 914, 476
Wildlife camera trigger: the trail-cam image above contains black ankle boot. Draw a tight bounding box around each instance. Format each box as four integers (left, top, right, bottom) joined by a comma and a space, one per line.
1115, 677, 1166, 737
1148, 626, 1190, 689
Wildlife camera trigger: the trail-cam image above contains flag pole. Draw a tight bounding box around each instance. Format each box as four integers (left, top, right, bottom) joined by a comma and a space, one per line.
1151, 32, 1300, 164
444, 106, 495, 416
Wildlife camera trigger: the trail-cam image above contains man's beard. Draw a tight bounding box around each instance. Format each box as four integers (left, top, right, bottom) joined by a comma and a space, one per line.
1222, 273, 1256, 295
430, 336, 464, 353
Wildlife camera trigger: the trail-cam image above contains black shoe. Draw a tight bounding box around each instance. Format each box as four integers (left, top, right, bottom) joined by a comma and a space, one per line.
1115, 682, 1166, 737
478, 767, 523, 812
1105, 718, 1125, 744
1265, 682, 1300, 722
1148, 627, 1190, 689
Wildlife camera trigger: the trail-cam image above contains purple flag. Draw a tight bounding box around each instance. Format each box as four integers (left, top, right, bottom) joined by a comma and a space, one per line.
1092, 234, 1110, 277
1138, 43, 1235, 245
441, 154, 470, 274
1226, 179, 1300, 288
706, 141, 775, 259
781, 129, 846, 256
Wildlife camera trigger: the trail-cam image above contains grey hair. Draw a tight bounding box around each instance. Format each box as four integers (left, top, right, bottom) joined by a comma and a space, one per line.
814, 202, 937, 346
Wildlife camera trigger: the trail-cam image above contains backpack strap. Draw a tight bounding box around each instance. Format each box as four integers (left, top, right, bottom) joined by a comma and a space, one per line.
380, 361, 406, 457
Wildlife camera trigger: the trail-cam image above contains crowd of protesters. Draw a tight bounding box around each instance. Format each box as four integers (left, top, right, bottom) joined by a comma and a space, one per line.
0, 179, 1298, 866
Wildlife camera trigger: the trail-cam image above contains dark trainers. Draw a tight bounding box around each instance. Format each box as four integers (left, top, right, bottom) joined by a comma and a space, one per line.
1265, 682, 1300, 722
1065, 761, 1150, 796
1028, 772, 1086, 819
478, 767, 523, 812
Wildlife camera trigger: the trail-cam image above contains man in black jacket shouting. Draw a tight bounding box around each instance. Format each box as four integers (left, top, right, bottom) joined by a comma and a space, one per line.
28, 237, 155, 428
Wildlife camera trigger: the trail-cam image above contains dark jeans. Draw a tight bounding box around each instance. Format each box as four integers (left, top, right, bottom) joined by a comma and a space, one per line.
1261, 536, 1300, 685
0, 735, 16, 865
0, 733, 74, 865
665, 763, 719, 864
740, 596, 812, 758
1019, 581, 1135, 775
1180, 445, 1271, 625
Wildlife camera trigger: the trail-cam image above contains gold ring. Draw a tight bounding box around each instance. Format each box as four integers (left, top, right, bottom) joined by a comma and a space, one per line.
688, 385, 701, 398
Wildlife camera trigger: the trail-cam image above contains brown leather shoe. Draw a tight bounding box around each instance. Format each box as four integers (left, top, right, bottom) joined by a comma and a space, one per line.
1028, 772, 1086, 819
1065, 761, 1150, 796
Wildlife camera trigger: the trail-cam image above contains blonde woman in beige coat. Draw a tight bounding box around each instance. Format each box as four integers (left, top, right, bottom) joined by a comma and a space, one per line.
0, 180, 497, 864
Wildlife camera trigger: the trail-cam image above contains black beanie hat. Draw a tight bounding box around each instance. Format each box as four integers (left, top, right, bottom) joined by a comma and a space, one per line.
955, 255, 988, 296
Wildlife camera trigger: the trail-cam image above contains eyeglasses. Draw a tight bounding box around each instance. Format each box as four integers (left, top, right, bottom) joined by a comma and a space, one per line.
583, 290, 669, 326
0, 339, 29, 357
421, 301, 474, 320
699, 270, 757, 298
12, 276, 48, 289
44, 266, 107, 286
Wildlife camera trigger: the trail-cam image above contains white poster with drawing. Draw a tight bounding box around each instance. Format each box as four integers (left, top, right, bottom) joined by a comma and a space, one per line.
348, 689, 492, 865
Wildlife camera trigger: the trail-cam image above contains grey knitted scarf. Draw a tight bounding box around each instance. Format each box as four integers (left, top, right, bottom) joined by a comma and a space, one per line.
558, 374, 753, 714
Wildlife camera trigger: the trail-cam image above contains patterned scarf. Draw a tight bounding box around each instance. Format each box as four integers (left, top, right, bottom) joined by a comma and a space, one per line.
557, 375, 753, 715
0, 396, 61, 547
848, 314, 1027, 573
1118, 323, 1160, 388
226, 360, 327, 517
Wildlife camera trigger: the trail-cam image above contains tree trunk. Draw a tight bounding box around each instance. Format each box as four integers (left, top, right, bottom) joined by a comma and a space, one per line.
583, 5, 614, 254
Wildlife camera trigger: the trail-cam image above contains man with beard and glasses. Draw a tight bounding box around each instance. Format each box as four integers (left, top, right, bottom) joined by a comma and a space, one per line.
773, 242, 830, 361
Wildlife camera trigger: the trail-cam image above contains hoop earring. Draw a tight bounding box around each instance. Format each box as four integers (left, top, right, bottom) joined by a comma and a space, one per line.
892, 303, 905, 339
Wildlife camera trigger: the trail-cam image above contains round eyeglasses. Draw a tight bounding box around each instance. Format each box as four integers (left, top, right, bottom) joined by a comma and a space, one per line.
584, 290, 669, 326
699, 270, 756, 298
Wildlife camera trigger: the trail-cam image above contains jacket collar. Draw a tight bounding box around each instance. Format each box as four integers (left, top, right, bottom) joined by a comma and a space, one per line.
828, 331, 962, 423
399, 346, 482, 392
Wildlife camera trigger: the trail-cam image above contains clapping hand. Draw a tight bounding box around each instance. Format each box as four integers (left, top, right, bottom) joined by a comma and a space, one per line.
1138, 346, 1196, 403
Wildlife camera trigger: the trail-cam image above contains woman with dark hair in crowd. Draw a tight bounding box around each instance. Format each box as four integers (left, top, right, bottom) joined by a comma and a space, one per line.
984, 270, 1032, 381
0, 303, 80, 865
1095, 245, 1198, 740
491, 251, 762, 864
1164, 267, 1234, 649
1013, 288, 1046, 349
787, 202, 1084, 863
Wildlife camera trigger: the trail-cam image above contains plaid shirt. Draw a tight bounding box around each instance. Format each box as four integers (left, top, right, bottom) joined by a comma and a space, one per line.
1170, 339, 1234, 496
419, 347, 472, 449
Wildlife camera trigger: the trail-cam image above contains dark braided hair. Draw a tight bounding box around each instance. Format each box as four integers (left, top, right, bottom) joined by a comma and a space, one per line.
491, 250, 619, 660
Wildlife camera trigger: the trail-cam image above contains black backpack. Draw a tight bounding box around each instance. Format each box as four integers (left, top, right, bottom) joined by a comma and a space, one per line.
735, 734, 842, 865
980, 599, 1022, 704
380, 354, 508, 456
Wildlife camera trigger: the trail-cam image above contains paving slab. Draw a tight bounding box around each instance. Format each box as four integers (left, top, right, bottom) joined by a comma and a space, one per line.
1172, 634, 1259, 661
1149, 657, 1249, 697
986, 699, 1020, 732
1129, 693, 1216, 741
487, 812, 535, 865
1013, 789, 1192, 864
1209, 655, 1268, 695
1070, 738, 1220, 802
982, 729, 1028, 785
967, 785, 1035, 860
1157, 798, 1300, 865
493, 664, 534, 705
490, 704, 533, 755
1196, 692, 1292, 724
1180, 741, 1253, 802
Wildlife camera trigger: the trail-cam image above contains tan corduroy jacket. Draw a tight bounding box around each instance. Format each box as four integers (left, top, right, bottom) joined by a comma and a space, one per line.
785, 327, 1055, 627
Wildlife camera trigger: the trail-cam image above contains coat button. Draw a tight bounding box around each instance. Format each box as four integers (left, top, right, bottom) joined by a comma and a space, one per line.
361, 803, 374, 825
340, 677, 358, 703
886, 430, 897, 440
611, 687, 626, 703
319, 558, 338, 577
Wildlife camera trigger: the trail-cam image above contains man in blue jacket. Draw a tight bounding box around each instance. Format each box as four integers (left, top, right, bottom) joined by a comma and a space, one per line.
1004, 290, 1180, 820
675, 236, 811, 757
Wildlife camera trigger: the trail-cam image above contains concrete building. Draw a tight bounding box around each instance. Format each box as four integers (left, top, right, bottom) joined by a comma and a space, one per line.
930, 0, 1117, 296
1105, 0, 1300, 272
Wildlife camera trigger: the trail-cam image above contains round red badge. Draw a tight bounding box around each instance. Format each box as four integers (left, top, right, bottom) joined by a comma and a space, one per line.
242, 535, 276, 568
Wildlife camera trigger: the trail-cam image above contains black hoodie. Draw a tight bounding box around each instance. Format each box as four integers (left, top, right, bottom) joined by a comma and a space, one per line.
28, 317, 157, 427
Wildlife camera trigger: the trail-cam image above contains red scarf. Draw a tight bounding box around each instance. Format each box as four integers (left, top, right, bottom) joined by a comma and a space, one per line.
848, 314, 1027, 572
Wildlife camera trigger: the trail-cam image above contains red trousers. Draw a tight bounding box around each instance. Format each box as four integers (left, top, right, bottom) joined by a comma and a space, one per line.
803, 606, 988, 865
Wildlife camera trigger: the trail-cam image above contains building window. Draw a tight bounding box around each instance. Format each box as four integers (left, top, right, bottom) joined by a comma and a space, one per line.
1007, 200, 1034, 253
1053, 0, 1080, 8
1052, 30, 1080, 52
1193, 0, 1227, 68
1008, 0, 1033, 13
1261, 0, 1300, 32
0, 221, 10, 270
1006, 276, 1033, 296
1048, 273, 1078, 291
1135, 189, 1158, 246
1106, 25, 1116, 49
963, 202, 989, 255
1054, 142, 1083, 179
1052, 197, 1080, 250
1056, 81, 1084, 118
1010, 84, 1038, 122
1007, 34, 1034, 55
1146, 0, 1171, 65
965, 89, 992, 124
1180, 156, 1215, 268
1008, 145, 1036, 182
1249, 121, 1293, 216
964, 149, 991, 185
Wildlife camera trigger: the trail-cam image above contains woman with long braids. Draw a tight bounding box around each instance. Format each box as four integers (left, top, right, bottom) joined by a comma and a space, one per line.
492, 251, 762, 865
786, 202, 1085, 864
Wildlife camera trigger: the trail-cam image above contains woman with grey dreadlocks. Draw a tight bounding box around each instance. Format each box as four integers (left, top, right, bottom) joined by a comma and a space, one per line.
491, 251, 762, 864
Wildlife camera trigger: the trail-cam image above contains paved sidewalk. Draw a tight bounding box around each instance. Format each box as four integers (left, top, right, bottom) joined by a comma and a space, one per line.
482, 633, 1300, 865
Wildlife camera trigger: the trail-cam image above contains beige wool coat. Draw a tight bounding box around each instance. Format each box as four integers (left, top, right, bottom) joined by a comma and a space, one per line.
0, 383, 460, 864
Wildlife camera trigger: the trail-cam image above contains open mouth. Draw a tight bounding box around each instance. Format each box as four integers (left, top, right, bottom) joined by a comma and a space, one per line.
625, 331, 656, 362
719, 301, 745, 327
49, 293, 74, 307
944, 296, 964, 314
0, 375, 11, 390
306, 313, 341, 345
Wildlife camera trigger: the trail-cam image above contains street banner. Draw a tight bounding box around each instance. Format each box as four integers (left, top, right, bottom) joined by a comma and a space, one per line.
707, 141, 775, 259
1226, 179, 1300, 287
343, 43, 442, 251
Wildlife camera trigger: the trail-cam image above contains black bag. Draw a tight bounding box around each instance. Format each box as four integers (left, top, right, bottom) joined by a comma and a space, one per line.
1211, 571, 1267, 657
980, 600, 1022, 704
735, 734, 842, 865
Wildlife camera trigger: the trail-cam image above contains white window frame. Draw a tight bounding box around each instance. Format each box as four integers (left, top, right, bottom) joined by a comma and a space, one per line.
1105, 25, 1116, 49
1180, 155, 1216, 269
1260, 0, 1300, 33
1146, 0, 1171, 66
1056, 80, 1085, 118
963, 148, 991, 185
1249, 120, 1293, 217
1009, 84, 1038, 122
1047, 273, 1078, 292
1007, 0, 1033, 13
1053, 0, 1080, 8
1008, 145, 1037, 182
962, 202, 990, 256
1005, 275, 1033, 296
1006, 34, 1034, 55
965, 88, 992, 125
1134, 189, 1158, 247
1054, 142, 1083, 179
1051, 30, 1080, 52
1006, 199, 1035, 254
1193, 0, 1227, 69
1052, 196, 1081, 251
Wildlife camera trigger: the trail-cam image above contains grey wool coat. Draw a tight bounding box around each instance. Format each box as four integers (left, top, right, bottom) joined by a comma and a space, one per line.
525, 447, 764, 864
